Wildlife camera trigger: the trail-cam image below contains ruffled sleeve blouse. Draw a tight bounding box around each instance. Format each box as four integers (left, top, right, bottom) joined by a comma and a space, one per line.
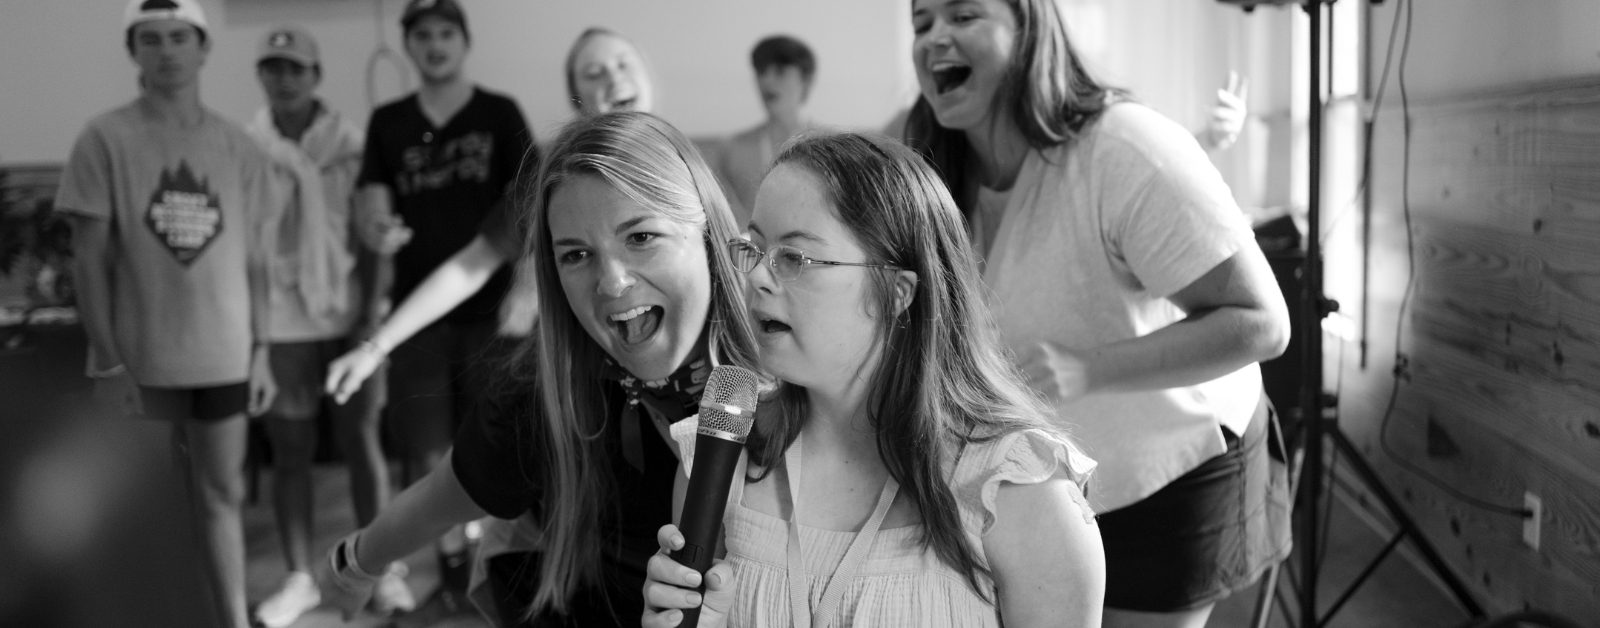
672, 420, 1097, 627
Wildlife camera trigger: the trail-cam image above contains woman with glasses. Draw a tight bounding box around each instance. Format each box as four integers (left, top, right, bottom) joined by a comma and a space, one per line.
642, 132, 1105, 628
903, 1, 1291, 626
320, 111, 758, 627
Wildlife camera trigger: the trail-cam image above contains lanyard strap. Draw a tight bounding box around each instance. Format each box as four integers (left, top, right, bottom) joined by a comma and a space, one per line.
784, 437, 900, 628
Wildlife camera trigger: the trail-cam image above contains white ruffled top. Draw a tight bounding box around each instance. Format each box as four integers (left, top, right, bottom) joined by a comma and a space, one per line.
671, 419, 1097, 627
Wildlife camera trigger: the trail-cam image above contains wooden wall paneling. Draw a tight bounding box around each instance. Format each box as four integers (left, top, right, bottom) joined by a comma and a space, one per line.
1362, 392, 1600, 615
1324, 75, 1600, 622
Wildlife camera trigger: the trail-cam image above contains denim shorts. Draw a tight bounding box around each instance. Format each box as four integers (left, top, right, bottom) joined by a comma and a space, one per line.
1096, 393, 1292, 612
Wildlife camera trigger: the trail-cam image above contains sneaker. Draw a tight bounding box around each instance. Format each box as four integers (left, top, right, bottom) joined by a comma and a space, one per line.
254, 571, 321, 628
370, 562, 417, 615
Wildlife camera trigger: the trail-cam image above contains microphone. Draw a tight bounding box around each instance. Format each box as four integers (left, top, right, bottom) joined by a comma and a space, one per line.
672, 364, 760, 627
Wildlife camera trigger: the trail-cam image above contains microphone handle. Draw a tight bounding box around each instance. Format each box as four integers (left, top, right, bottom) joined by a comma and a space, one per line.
669, 432, 744, 628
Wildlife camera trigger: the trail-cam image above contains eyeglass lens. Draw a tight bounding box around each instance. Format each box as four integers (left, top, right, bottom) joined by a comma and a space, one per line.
728, 240, 806, 281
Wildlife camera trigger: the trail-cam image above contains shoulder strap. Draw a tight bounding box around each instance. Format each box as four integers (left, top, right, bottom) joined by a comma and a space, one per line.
784, 437, 901, 628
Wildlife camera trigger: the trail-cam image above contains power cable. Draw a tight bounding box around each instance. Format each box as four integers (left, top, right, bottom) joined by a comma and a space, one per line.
1372, 0, 1533, 520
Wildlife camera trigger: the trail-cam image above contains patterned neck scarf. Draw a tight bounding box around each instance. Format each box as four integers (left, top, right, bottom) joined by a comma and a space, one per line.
601, 356, 711, 472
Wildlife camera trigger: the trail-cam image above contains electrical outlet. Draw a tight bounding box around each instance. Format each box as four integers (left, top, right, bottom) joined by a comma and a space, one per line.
1522, 491, 1542, 551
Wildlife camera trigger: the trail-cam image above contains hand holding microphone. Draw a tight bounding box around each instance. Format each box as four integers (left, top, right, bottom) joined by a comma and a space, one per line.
642, 364, 759, 628
644, 525, 736, 628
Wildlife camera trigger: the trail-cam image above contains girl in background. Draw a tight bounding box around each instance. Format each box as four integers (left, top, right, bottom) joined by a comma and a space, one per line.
904, 1, 1292, 626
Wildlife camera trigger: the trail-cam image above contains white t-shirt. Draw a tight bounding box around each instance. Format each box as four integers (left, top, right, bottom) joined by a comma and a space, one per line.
56, 102, 282, 387
979, 102, 1262, 512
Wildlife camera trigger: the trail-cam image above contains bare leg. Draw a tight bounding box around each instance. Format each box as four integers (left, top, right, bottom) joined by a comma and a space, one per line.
176, 416, 251, 628
263, 417, 316, 572
332, 371, 389, 526
1102, 604, 1216, 628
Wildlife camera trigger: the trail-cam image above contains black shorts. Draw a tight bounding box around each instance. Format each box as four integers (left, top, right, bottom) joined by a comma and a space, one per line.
1097, 394, 1292, 612
264, 338, 385, 421
139, 382, 250, 422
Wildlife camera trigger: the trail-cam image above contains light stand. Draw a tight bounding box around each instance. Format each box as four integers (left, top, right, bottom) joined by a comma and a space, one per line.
1226, 1, 1490, 625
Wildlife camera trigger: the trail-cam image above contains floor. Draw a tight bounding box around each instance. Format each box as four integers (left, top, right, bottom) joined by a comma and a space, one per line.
243, 466, 490, 628
247, 463, 1471, 628
1209, 486, 1473, 628
3, 324, 1480, 628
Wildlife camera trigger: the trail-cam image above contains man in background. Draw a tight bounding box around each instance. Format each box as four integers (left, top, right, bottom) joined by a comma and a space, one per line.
353, 0, 533, 599
244, 25, 415, 626
716, 35, 819, 226
55, 1, 281, 626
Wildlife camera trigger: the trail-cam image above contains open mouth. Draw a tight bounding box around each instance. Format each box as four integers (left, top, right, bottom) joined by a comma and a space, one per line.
757, 316, 792, 334
931, 62, 972, 95
606, 95, 637, 111
609, 305, 663, 345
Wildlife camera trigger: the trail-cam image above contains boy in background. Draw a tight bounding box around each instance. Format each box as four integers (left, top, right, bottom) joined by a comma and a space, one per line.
57, 1, 279, 625
244, 25, 414, 626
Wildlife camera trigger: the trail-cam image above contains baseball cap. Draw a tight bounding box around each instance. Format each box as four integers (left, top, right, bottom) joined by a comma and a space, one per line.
258, 26, 319, 67
400, 0, 469, 39
123, 0, 208, 34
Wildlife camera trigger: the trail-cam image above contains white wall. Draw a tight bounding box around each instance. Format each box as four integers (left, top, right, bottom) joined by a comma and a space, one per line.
1060, 0, 1298, 209
1383, 0, 1600, 100
0, 0, 916, 164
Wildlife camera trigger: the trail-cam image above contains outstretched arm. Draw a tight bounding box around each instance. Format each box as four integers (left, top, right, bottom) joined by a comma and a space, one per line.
326, 235, 507, 402
321, 449, 487, 618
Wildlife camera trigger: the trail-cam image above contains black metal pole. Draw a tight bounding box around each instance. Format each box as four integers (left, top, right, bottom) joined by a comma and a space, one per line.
1299, 2, 1327, 628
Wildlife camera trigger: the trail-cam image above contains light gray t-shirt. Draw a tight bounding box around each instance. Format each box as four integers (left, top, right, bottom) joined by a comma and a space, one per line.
980, 102, 1262, 512
56, 102, 280, 387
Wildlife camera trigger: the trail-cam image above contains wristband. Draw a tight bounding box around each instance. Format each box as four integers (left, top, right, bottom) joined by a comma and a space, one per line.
330, 530, 384, 583
358, 338, 387, 356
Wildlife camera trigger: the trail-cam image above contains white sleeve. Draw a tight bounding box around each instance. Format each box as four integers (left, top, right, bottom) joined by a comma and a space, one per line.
670, 415, 700, 477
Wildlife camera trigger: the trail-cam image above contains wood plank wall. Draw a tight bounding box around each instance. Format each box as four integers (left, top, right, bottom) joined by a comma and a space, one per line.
1325, 74, 1600, 621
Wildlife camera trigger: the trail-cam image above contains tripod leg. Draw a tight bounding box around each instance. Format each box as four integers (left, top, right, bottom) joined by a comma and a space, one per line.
1328, 428, 1487, 618
1250, 562, 1281, 628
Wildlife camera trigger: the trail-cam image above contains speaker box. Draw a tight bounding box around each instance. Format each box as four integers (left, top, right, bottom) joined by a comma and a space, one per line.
1255, 215, 1305, 432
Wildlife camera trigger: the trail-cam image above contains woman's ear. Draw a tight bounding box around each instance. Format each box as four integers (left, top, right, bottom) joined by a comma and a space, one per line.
892, 269, 918, 316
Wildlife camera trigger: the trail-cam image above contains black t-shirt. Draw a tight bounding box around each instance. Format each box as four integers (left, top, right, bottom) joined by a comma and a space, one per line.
452, 379, 681, 625
477, 195, 524, 261
359, 87, 534, 325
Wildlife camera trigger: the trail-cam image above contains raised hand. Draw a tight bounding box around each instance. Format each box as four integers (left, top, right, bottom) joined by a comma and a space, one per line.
1199, 71, 1249, 152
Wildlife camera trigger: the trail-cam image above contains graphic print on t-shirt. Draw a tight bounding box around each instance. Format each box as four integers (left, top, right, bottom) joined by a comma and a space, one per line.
396, 132, 494, 196
145, 160, 224, 265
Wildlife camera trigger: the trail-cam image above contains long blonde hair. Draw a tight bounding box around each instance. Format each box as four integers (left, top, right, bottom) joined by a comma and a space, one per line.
519, 111, 757, 615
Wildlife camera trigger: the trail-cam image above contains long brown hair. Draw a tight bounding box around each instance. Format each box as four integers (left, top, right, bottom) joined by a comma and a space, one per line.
903, 0, 1119, 215
517, 111, 757, 615
745, 132, 1075, 600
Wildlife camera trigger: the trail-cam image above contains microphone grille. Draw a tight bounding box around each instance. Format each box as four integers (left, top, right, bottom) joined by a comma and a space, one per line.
699, 365, 760, 438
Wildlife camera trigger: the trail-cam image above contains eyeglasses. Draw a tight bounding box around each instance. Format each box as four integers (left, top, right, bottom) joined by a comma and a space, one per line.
727, 238, 901, 283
